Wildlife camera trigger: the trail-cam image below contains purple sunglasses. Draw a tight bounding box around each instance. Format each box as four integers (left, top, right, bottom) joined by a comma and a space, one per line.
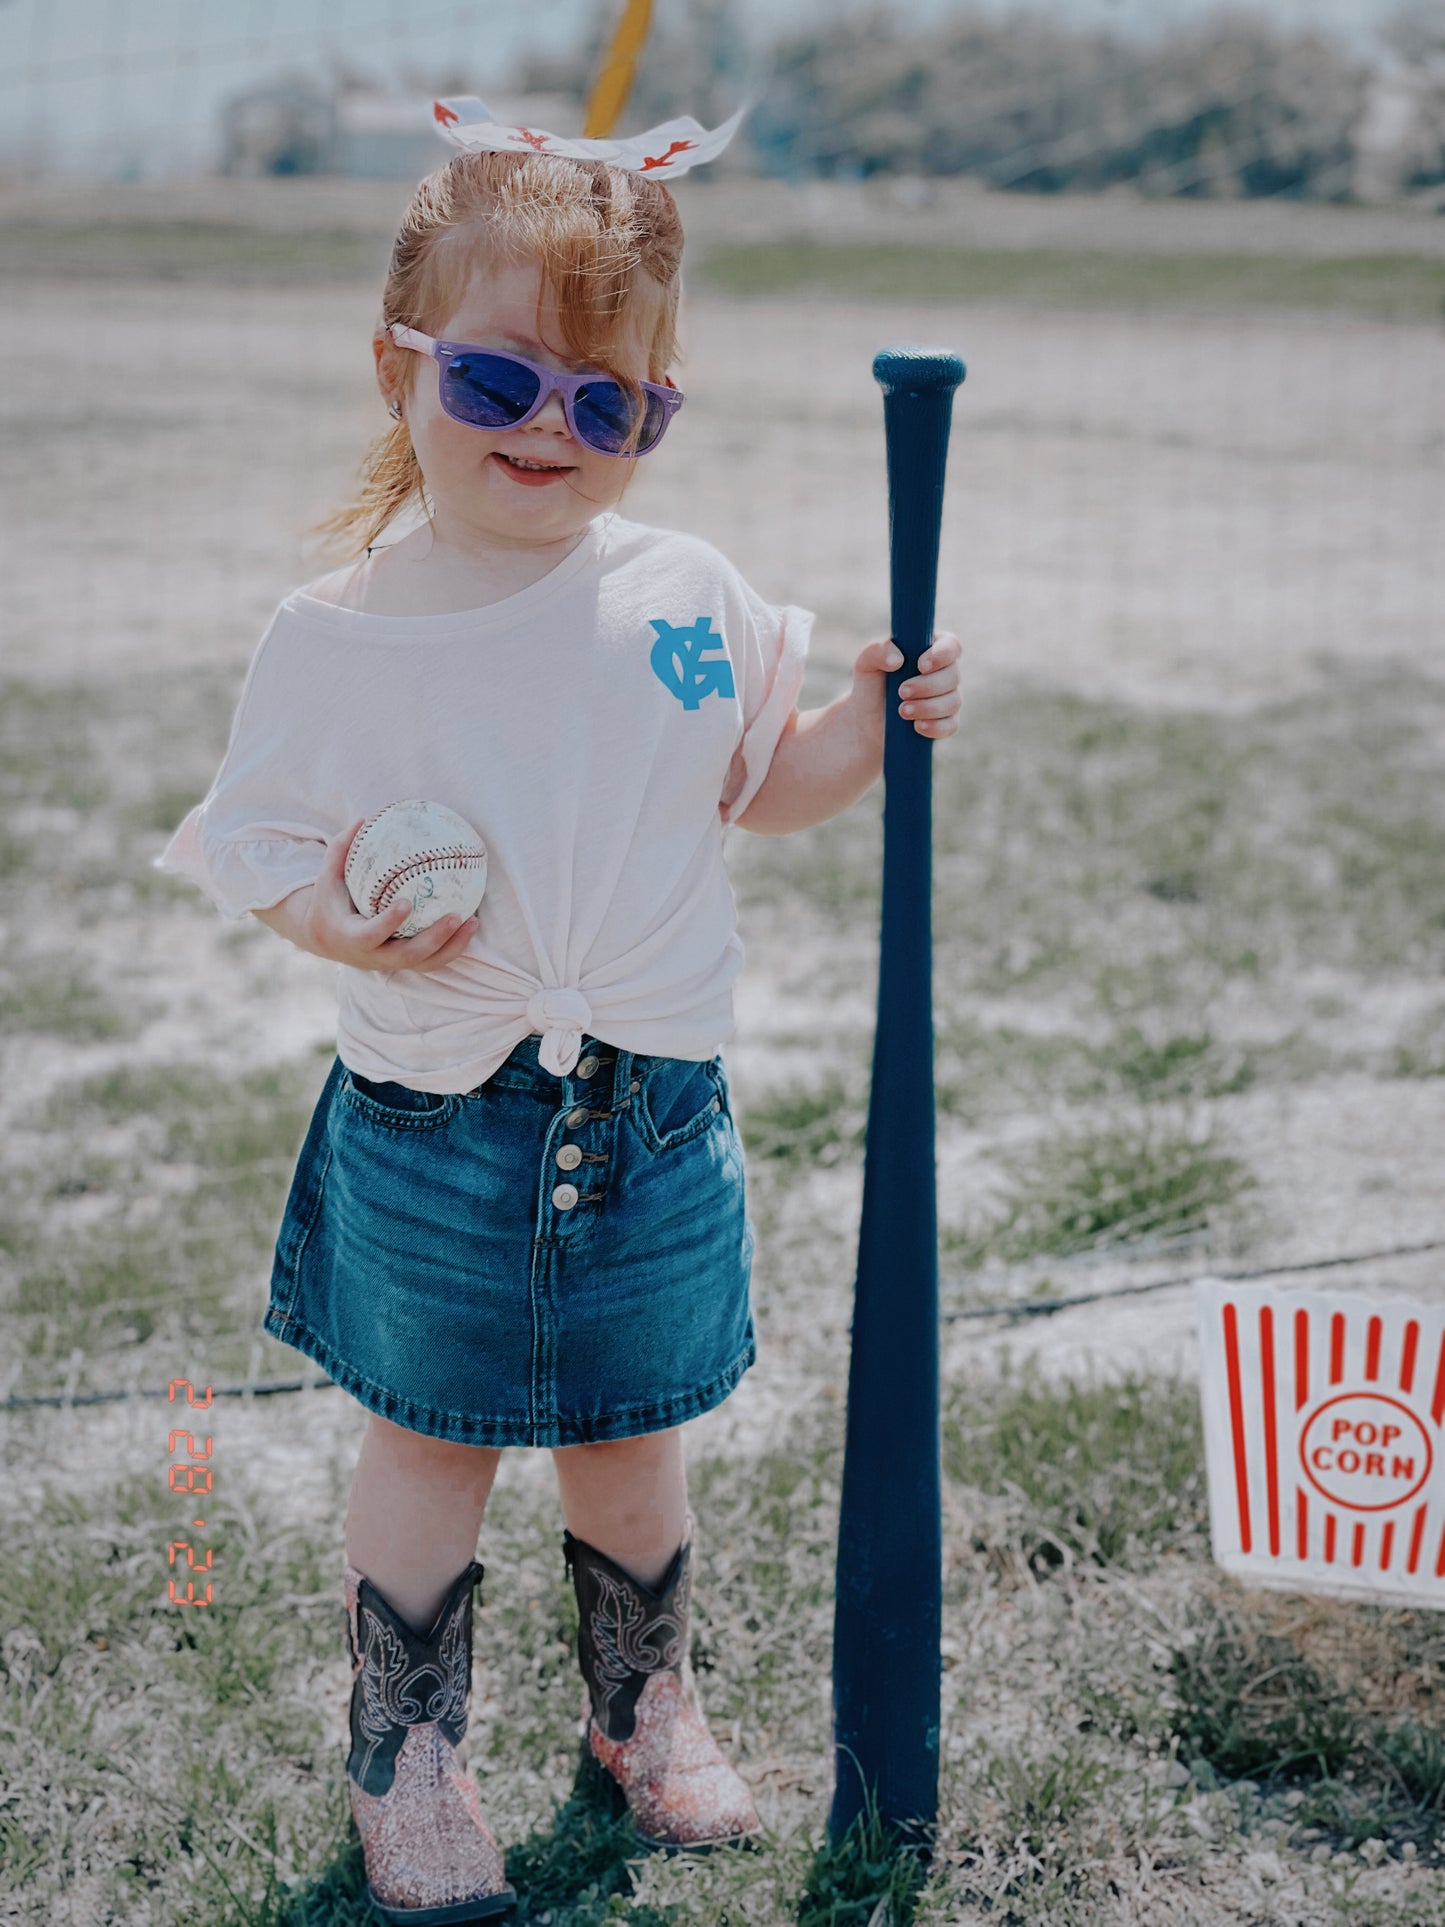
389, 324, 684, 458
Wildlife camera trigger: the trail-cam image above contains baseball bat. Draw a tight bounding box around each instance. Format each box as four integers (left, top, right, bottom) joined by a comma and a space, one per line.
828, 347, 966, 1854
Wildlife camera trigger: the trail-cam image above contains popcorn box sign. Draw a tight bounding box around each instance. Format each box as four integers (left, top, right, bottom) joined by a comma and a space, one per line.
1195, 1277, 1445, 1608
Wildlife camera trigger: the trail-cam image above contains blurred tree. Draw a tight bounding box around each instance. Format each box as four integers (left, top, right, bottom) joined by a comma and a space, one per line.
751, 8, 1368, 200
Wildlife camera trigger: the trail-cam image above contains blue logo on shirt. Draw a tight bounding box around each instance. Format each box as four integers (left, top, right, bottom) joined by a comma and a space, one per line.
649, 617, 735, 710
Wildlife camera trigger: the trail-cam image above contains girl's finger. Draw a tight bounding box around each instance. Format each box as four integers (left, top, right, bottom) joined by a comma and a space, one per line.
899, 693, 960, 720
413, 911, 477, 957
409, 915, 478, 967
415, 914, 464, 954
918, 633, 961, 671
359, 896, 413, 943
899, 668, 957, 698
435, 917, 480, 960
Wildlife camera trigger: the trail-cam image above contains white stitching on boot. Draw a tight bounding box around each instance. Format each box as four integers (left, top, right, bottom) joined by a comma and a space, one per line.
586, 1555, 690, 1733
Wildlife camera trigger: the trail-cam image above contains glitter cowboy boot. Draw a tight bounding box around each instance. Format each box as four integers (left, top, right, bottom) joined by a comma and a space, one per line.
344, 1557, 518, 1923
563, 1511, 762, 1853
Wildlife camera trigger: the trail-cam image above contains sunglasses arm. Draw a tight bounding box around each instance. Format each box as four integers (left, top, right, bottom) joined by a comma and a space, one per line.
387, 324, 438, 357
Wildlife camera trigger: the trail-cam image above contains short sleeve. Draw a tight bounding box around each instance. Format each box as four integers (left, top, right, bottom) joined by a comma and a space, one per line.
153, 808, 330, 922
717, 576, 814, 827
151, 611, 332, 921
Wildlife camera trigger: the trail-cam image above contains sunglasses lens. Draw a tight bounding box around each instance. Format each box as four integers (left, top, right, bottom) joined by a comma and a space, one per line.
441, 352, 540, 428
574, 381, 668, 456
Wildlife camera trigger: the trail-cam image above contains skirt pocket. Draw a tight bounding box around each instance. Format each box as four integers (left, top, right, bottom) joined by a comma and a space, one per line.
631, 1054, 725, 1155
339, 1067, 461, 1131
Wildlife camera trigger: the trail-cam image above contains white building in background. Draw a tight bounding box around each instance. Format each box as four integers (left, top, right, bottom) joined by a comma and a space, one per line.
1353, 61, 1428, 201
221, 81, 582, 179
220, 75, 336, 177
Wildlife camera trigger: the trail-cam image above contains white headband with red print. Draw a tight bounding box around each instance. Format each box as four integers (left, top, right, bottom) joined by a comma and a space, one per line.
431, 95, 750, 179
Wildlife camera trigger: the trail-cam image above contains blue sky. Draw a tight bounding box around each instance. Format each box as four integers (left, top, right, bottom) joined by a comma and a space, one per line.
0, 0, 1413, 178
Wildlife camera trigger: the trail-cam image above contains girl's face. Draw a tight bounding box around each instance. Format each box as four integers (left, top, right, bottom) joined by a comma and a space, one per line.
375, 255, 653, 552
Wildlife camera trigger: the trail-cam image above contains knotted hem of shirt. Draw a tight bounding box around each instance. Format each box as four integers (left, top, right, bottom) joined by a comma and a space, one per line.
525, 987, 593, 1076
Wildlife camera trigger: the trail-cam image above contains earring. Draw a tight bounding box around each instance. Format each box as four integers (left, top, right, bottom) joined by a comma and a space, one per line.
387, 400, 403, 421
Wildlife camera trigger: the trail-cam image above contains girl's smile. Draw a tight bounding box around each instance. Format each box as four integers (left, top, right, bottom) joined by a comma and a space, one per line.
491, 450, 577, 485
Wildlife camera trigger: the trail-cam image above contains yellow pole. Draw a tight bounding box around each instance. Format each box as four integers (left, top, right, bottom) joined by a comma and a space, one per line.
582, 0, 654, 139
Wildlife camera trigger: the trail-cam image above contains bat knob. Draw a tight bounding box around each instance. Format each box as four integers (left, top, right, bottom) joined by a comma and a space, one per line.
872, 348, 966, 396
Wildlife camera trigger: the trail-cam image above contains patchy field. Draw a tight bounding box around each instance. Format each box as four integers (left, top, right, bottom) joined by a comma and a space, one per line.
5, 654, 1445, 1921
2, 180, 1445, 1922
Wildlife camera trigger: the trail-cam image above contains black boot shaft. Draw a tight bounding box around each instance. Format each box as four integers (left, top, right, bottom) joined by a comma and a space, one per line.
347, 1558, 484, 1796
563, 1527, 693, 1744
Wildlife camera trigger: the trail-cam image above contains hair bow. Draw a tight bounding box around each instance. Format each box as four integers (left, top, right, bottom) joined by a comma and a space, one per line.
432, 94, 751, 179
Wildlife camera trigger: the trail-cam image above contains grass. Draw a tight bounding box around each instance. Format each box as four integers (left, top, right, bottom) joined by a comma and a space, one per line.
942, 1368, 1210, 1573
0, 219, 393, 283
738, 1071, 868, 1172
4, 216, 1440, 320
7, 1357, 1445, 1919
943, 1107, 1257, 1272
1166, 1590, 1445, 1857
1391, 1002, 1445, 1080
693, 243, 1445, 321
795, 1796, 932, 1926
5, 1051, 326, 1387
0, 954, 141, 1043
733, 671, 1445, 1014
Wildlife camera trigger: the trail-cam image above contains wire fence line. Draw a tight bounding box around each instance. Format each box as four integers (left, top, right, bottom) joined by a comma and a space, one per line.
0, 5, 544, 91
5, 1239, 1444, 1412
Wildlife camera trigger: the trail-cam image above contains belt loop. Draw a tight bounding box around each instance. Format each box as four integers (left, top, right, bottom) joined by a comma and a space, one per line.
611, 1046, 635, 1112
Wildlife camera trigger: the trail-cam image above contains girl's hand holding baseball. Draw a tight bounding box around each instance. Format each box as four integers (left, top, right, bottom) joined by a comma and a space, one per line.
281, 818, 479, 972
852, 629, 962, 744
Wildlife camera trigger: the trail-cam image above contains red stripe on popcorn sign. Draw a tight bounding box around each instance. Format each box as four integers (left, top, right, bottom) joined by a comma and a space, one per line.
1196, 1278, 1445, 1608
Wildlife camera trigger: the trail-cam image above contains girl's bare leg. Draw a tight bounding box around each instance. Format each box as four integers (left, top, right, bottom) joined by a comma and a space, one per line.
550, 1425, 689, 1586
344, 1411, 504, 1633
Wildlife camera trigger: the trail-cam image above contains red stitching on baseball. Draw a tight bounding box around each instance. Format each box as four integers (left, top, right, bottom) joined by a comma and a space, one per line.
372, 850, 486, 914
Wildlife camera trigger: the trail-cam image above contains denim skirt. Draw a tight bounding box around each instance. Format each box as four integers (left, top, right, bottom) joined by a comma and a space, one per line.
263, 1033, 756, 1448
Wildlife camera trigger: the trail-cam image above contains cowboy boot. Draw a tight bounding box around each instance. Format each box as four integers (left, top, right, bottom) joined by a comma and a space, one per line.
344, 1557, 518, 1923
563, 1511, 762, 1853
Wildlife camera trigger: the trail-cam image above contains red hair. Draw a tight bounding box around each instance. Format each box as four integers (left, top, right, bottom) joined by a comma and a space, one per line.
316, 148, 686, 557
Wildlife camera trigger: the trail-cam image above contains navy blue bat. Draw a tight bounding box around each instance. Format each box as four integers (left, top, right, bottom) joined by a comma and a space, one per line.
829, 347, 966, 1855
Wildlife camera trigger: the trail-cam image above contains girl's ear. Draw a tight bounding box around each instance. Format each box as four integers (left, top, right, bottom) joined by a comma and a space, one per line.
374, 331, 407, 415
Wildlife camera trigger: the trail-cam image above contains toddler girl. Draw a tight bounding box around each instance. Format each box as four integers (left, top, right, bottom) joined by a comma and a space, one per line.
155, 94, 960, 1924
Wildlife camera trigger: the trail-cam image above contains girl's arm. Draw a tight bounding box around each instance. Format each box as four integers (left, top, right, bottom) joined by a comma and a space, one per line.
733, 630, 961, 837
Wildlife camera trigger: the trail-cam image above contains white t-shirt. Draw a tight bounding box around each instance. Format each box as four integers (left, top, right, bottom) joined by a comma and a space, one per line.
153, 510, 813, 1089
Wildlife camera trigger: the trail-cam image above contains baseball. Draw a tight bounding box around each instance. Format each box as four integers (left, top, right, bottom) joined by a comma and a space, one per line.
345, 799, 488, 941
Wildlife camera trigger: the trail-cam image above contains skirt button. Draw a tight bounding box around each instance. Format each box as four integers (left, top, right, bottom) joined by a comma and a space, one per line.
556, 1143, 583, 1171
576, 1054, 600, 1078
552, 1182, 580, 1210
565, 1105, 589, 1127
